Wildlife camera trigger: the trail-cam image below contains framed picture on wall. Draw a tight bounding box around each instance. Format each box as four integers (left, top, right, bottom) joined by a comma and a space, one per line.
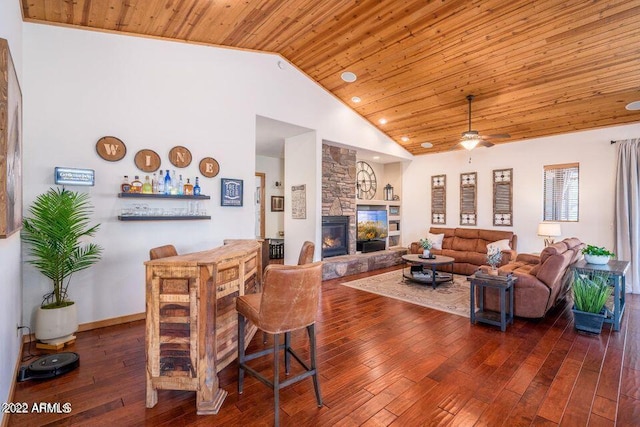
0, 39, 23, 238
221, 178, 243, 206
271, 195, 284, 212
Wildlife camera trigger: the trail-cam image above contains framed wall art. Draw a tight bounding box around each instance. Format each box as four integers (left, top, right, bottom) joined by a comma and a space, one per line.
493, 168, 513, 226
271, 195, 284, 212
0, 39, 23, 238
431, 174, 446, 224
291, 184, 306, 219
460, 172, 477, 226
221, 178, 243, 207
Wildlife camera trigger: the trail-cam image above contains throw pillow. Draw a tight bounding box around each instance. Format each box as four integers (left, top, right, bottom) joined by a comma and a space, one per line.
487, 239, 511, 253
428, 232, 445, 250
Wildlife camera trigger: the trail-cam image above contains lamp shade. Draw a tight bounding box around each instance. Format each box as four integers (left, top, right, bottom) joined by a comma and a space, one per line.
537, 222, 562, 237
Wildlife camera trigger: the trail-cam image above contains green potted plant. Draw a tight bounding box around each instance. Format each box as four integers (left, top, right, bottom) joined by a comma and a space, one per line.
571, 271, 612, 333
22, 187, 103, 344
419, 238, 433, 258
582, 245, 615, 265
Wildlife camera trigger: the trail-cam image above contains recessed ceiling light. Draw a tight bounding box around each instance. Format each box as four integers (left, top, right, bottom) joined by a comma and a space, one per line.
341, 71, 357, 83
401, 136, 410, 142
351, 96, 361, 103
421, 142, 433, 148
379, 118, 387, 125
626, 100, 640, 111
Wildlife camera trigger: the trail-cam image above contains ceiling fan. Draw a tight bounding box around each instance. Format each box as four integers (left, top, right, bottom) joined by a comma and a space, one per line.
457, 95, 510, 150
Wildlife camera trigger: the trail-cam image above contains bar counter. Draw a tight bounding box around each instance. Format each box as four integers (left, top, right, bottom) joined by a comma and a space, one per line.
144, 239, 263, 414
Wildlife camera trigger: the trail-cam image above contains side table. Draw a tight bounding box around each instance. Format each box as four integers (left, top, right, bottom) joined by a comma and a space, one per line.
469, 272, 517, 332
572, 259, 629, 331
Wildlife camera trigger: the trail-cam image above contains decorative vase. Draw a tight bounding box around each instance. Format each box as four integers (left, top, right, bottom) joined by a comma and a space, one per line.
572, 306, 606, 334
423, 249, 430, 258
35, 303, 78, 344
584, 254, 610, 265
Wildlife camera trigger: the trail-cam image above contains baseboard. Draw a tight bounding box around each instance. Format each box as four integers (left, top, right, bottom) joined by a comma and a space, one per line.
2, 338, 25, 427
23, 312, 146, 343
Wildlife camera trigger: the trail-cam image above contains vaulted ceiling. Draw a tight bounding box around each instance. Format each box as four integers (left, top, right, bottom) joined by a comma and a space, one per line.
22, 0, 640, 154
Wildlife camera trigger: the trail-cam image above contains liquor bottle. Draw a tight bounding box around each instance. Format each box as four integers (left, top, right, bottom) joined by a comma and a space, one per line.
183, 178, 194, 195
178, 175, 184, 195
142, 175, 152, 194
193, 177, 201, 196
164, 170, 171, 195
170, 170, 178, 195
151, 173, 158, 194
157, 170, 164, 194
131, 176, 143, 193
121, 176, 131, 193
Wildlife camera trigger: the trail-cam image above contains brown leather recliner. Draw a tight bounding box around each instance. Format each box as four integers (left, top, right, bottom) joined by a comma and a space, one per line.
487, 237, 585, 318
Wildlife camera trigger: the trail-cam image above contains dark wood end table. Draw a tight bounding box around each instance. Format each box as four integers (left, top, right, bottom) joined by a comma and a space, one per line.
469, 272, 517, 332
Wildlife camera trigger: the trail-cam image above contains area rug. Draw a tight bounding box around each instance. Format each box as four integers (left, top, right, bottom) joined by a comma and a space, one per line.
340, 270, 471, 318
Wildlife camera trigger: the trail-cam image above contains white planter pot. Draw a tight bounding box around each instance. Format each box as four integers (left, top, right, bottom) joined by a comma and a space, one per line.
423, 249, 430, 257
584, 254, 610, 265
35, 303, 78, 344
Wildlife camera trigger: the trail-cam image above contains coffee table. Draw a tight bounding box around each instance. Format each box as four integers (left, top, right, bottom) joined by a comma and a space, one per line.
401, 254, 455, 289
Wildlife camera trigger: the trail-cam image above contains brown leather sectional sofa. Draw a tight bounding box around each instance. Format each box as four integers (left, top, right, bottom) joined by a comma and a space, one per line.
484, 237, 585, 318
410, 227, 518, 275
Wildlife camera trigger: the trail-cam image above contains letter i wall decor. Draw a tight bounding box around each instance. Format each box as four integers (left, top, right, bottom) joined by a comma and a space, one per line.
460, 172, 477, 225
431, 174, 446, 224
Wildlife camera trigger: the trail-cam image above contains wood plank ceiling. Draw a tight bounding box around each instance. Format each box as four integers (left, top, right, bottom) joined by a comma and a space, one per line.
21, 0, 640, 155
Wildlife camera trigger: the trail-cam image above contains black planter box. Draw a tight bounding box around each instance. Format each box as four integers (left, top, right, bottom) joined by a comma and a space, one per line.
572, 306, 607, 334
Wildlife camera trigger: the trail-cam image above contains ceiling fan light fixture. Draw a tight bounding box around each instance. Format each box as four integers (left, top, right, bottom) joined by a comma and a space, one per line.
460, 136, 481, 150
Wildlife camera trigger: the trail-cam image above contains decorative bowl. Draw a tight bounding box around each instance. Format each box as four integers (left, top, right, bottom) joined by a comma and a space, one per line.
584, 254, 610, 265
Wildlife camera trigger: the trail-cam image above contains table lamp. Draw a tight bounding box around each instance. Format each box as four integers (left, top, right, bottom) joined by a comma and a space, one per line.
537, 222, 562, 247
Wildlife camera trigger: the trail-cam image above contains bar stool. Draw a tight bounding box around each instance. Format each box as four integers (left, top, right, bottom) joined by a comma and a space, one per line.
236, 261, 323, 426
297, 241, 315, 265
149, 244, 177, 260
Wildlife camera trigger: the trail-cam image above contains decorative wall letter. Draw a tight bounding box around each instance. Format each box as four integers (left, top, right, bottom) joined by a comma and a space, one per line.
493, 168, 513, 226
169, 146, 192, 168
460, 172, 477, 226
431, 174, 446, 224
96, 136, 126, 162
134, 149, 161, 172
199, 157, 220, 178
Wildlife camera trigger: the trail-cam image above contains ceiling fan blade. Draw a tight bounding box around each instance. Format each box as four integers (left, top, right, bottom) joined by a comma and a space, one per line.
486, 133, 510, 139
478, 140, 495, 148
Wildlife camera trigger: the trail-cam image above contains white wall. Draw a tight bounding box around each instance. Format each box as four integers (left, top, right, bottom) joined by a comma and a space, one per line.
21, 22, 406, 327
0, 0, 24, 417
256, 155, 284, 238
403, 123, 640, 255
284, 132, 320, 263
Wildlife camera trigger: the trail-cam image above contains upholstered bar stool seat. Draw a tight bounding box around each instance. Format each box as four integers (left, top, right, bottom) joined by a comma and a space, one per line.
149, 244, 178, 260
236, 261, 323, 426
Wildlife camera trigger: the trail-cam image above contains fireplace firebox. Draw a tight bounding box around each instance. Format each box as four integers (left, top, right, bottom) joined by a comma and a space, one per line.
322, 216, 349, 258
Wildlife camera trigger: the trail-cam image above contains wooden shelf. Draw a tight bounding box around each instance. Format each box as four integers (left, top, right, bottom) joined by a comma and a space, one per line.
118, 216, 211, 221
118, 193, 210, 200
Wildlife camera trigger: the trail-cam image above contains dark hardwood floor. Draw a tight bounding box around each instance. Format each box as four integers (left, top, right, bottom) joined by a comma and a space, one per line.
9, 265, 640, 426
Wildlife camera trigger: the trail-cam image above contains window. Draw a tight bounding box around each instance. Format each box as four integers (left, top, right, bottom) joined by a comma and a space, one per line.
543, 163, 579, 221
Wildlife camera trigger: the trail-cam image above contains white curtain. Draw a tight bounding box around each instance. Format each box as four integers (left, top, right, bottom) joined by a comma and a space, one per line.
615, 138, 640, 294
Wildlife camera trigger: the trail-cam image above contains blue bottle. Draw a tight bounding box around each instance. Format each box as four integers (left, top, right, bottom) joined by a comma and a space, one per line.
163, 170, 171, 195
193, 177, 201, 196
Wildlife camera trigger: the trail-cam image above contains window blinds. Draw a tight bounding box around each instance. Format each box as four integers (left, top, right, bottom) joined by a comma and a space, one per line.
543, 163, 579, 221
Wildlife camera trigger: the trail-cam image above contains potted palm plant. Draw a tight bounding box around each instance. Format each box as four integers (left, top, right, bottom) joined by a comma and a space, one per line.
571, 270, 612, 334
22, 187, 103, 344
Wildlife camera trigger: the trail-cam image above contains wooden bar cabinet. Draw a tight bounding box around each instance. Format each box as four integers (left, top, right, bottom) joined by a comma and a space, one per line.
144, 240, 262, 414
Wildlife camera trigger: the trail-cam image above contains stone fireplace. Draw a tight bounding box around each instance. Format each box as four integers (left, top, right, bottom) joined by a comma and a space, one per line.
322, 144, 356, 255
322, 216, 349, 258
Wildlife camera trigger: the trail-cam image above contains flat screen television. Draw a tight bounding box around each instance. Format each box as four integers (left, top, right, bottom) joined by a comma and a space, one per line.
357, 209, 388, 241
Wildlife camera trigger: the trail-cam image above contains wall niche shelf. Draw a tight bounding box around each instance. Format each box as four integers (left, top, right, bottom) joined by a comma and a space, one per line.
118, 192, 211, 221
